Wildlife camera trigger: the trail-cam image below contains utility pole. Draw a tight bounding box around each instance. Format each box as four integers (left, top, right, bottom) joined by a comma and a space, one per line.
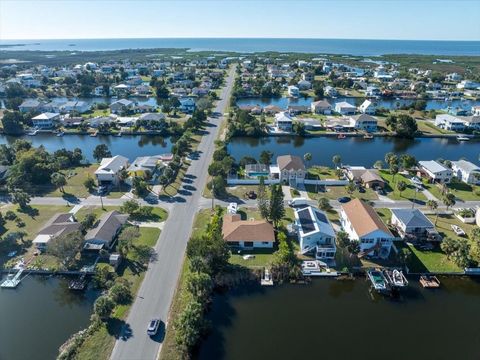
412, 187, 418, 209
211, 182, 214, 210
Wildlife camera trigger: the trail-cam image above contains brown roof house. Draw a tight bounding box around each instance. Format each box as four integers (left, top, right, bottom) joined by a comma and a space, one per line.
84, 211, 129, 251
345, 168, 385, 189
340, 199, 395, 259
222, 214, 275, 249
270, 155, 306, 186
32, 213, 81, 251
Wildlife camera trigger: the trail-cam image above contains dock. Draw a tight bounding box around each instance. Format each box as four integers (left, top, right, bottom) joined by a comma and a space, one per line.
260, 268, 274, 286
68, 272, 88, 291
419, 275, 441, 288
1, 268, 25, 288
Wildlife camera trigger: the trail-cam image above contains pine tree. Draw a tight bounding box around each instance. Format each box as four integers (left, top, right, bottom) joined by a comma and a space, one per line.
269, 184, 285, 228
257, 177, 269, 219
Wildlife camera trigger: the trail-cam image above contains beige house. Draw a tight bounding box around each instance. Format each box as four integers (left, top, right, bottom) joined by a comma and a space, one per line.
270, 155, 306, 186
222, 214, 275, 249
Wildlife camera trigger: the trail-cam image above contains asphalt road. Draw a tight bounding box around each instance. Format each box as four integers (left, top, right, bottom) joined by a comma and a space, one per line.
109, 67, 236, 360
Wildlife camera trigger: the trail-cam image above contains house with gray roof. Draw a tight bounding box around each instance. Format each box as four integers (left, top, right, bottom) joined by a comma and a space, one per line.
32, 213, 81, 251
84, 211, 129, 251
418, 160, 452, 184
451, 160, 480, 185
390, 208, 440, 241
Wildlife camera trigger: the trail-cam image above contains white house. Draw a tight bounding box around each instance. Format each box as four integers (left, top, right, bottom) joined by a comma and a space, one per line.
222, 214, 275, 249
390, 208, 438, 240
358, 99, 376, 115
287, 85, 300, 97
340, 199, 395, 259
457, 80, 480, 90
60, 100, 91, 114
271, 155, 306, 186
434, 114, 466, 132
294, 206, 336, 260
179, 97, 196, 113
95, 155, 129, 186
451, 160, 480, 185
110, 99, 134, 114
349, 114, 378, 132
311, 100, 332, 114
31, 112, 60, 128
274, 112, 294, 132
325, 85, 337, 97
334, 101, 356, 115
418, 160, 452, 184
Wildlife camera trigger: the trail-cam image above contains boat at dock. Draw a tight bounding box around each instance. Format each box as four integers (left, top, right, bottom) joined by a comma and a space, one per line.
68, 272, 87, 291
337, 133, 347, 139
366, 268, 388, 292
419, 275, 441, 288
456, 135, 470, 141
26, 129, 39, 136
90, 131, 98, 137
260, 268, 274, 286
363, 134, 374, 139
301, 260, 338, 277
114, 131, 123, 137
56, 131, 65, 137
383, 269, 408, 288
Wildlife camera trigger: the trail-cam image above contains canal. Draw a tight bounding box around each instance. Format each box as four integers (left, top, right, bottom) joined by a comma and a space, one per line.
198, 277, 480, 360
236, 96, 480, 111
0, 277, 98, 360
0, 133, 174, 162
228, 136, 480, 167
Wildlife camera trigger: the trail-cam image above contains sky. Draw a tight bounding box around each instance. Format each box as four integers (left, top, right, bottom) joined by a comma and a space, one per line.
0, 0, 479, 41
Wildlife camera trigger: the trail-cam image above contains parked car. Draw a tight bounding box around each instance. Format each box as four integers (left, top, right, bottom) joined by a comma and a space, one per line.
98, 185, 108, 196
227, 202, 238, 214
147, 319, 161, 336
288, 197, 308, 207
337, 196, 351, 203
410, 176, 423, 186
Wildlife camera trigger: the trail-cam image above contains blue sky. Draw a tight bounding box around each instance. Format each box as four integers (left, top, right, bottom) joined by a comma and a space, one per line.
1, 0, 479, 41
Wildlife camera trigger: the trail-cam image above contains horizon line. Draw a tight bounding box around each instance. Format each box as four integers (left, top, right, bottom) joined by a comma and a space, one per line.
1, 36, 478, 42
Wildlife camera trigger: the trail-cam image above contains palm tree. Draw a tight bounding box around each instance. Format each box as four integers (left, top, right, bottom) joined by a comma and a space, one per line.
304, 153, 312, 170
443, 193, 456, 211
426, 199, 439, 224
332, 155, 342, 169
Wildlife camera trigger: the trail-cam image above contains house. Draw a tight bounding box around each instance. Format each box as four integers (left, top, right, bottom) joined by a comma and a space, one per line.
334, 101, 356, 115
418, 160, 452, 184
61, 116, 83, 128
472, 106, 480, 116
245, 163, 270, 179
32, 213, 81, 251
60, 100, 91, 114
457, 80, 480, 90
340, 199, 395, 259
293, 206, 336, 260
287, 105, 309, 115
349, 114, 378, 132
451, 160, 480, 185
358, 100, 376, 115
324, 116, 353, 132
84, 211, 129, 251
434, 114, 466, 132
311, 100, 332, 114
222, 214, 275, 249
95, 155, 129, 186
324, 85, 337, 97
287, 85, 300, 97
31, 112, 60, 128
390, 208, 439, 241
127, 155, 165, 181
179, 97, 196, 113
19, 99, 43, 113
459, 115, 480, 130
274, 112, 294, 132
271, 155, 306, 185
297, 80, 312, 90
110, 99, 134, 114
263, 105, 282, 115
295, 118, 322, 130
346, 168, 385, 189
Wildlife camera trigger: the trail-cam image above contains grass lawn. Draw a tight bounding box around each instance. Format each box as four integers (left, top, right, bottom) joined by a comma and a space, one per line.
306, 184, 378, 201
229, 248, 276, 267
43, 165, 98, 198
74, 206, 121, 221
81, 108, 111, 119
0, 204, 71, 268
416, 120, 453, 135
160, 162, 189, 197
307, 166, 338, 180
137, 227, 161, 247
106, 183, 131, 199
379, 170, 427, 202
424, 179, 480, 202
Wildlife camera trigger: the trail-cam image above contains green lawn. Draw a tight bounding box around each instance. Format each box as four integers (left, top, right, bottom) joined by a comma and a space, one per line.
423, 179, 480, 202
74, 206, 121, 221
306, 184, 378, 201
307, 166, 338, 180
35, 165, 97, 198
379, 170, 427, 201
229, 248, 276, 267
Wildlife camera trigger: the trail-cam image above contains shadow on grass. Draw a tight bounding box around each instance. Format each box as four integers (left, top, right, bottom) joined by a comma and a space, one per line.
107, 318, 133, 341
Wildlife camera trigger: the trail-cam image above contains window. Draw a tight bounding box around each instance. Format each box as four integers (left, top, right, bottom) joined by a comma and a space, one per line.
229, 241, 239, 246
244, 241, 254, 247
262, 242, 270, 245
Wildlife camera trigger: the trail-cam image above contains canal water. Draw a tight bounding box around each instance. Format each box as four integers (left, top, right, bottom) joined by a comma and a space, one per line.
228, 136, 480, 167
198, 277, 480, 360
236, 96, 480, 112
0, 133, 174, 162
0, 277, 98, 360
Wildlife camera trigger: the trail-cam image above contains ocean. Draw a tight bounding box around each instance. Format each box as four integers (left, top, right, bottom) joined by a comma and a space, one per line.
0, 38, 479, 56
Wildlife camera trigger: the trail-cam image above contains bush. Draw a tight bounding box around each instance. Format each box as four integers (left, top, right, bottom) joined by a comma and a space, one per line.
15, 218, 25, 227
5, 210, 17, 221
93, 295, 115, 321
174, 299, 206, 350
109, 281, 132, 304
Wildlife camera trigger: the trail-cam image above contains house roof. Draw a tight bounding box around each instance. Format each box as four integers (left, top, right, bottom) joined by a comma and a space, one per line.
311, 100, 331, 108
95, 155, 129, 175
139, 112, 165, 121
350, 114, 377, 123
37, 213, 81, 238
222, 214, 275, 243
32, 112, 60, 120
452, 160, 480, 173
275, 112, 293, 123
127, 155, 164, 172
277, 155, 305, 171
391, 208, 434, 228
335, 101, 356, 109
419, 160, 449, 174
295, 206, 335, 237
85, 210, 129, 244
341, 199, 392, 237
245, 163, 269, 173
361, 169, 384, 184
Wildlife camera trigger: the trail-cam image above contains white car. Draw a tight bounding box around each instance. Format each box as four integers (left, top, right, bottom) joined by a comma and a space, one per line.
288, 197, 308, 207
227, 202, 238, 214
147, 319, 161, 336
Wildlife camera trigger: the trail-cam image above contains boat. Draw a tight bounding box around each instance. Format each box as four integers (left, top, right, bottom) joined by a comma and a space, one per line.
451, 224, 466, 236
383, 269, 408, 288
301, 260, 338, 277
261, 268, 274, 286
337, 133, 347, 139
419, 275, 441, 288
366, 268, 388, 292
456, 135, 470, 141
68, 272, 87, 291
26, 129, 38, 136
90, 131, 98, 137
114, 131, 122, 137
363, 134, 374, 139
56, 131, 65, 137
